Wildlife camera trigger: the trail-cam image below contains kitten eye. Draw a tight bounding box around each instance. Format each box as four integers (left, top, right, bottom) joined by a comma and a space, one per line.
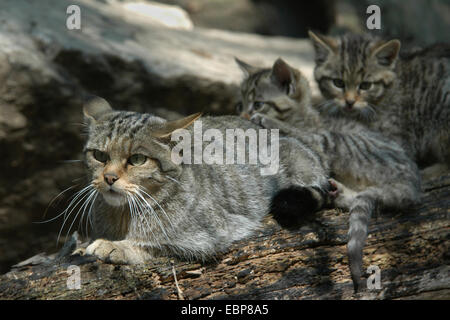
128, 154, 147, 166
332, 79, 345, 89
359, 82, 372, 90
93, 150, 108, 163
235, 102, 243, 113
253, 101, 264, 111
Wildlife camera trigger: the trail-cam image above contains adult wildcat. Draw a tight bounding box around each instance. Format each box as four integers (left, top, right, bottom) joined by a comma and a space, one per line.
77, 96, 331, 264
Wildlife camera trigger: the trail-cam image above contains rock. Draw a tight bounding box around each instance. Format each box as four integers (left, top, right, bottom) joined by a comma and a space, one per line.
333, 0, 450, 48
0, 103, 27, 140
118, 1, 194, 30
0, 0, 318, 273
156, 0, 336, 37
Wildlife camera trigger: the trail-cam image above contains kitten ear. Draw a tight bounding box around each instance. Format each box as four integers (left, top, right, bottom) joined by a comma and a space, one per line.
270, 58, 296, 95
153, 112, 202, 138
308, 30, 338, 64
371, 39, 401, 67
83, 96, 113, 122
235, 57, 258, 78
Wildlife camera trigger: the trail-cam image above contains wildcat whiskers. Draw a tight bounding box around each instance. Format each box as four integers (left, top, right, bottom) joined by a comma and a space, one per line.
126, 190, 163, 249
59, 159, 84, 164
39, 184, 79, 221
316, 99, 378, 122
37, 183, 99, 246
56, 184, 97, 244
316, 99, 341, 117
165, 175, 181, 185
126, 192, 150, 245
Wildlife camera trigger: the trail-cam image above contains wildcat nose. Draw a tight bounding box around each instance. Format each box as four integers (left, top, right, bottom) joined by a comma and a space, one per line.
104, 173, 119, 185
345, 99, 355, 109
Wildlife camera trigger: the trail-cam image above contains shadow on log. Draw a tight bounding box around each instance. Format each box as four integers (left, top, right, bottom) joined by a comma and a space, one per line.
1, 175, 448, 300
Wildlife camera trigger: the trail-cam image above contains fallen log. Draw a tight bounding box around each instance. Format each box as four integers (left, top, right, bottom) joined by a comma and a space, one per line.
1, 174, 448, 300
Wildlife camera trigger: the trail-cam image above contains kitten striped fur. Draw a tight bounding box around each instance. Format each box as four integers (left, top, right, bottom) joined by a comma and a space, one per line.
235, 58, 422, 291
77, 96, 332, 264
309, 31, 450, 173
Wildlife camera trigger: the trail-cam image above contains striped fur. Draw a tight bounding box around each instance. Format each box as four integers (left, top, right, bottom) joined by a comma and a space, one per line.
236, 58, 422, 291
309, 31, 450, 173
79, 96, 331, 264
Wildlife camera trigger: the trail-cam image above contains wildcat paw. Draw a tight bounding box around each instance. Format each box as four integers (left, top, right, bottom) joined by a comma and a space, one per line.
86, 239, 129, 264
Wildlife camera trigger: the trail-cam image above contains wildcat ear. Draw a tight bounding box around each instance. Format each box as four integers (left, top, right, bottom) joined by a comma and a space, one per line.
308, 30, 338, 64
371, 39, 401, 67
234, 57, 258, 78
83, 96, 113, 122
270, 58, 296, 95
152, 112, 202, 138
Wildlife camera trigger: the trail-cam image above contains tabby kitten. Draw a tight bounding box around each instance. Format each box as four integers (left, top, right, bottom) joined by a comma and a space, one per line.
235, 57, 422, 291
309, 31, 450, 173
77, 96, 331, 264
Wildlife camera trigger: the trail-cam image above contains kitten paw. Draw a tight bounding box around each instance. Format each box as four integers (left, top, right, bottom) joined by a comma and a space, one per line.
328, 178, 357, 210
250, 113, 279, 129
328, 179, 340, 198
86, 239, 129, 264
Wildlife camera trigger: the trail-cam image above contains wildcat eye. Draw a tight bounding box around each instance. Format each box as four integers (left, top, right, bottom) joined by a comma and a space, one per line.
93, 150, 108, 163
235, 102, 243, 113
253, 101, 264, 111
359, 82, 372, 90
128, 154, 147, 166
332, 79, 345, 89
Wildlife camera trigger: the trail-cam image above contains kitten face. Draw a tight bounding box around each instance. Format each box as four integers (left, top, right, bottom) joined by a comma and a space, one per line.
235, 58, 307, 121
309, 31, 400, 120
237, 69, 289, 121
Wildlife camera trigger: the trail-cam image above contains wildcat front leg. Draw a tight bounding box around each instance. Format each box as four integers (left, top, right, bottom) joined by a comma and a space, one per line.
86, 239, 152, 264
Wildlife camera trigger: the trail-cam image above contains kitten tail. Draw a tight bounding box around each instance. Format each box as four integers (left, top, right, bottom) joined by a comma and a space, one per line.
347, 196, 374, 292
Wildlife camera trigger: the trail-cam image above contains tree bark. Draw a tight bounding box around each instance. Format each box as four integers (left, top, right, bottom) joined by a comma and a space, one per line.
1, 175, 449, 300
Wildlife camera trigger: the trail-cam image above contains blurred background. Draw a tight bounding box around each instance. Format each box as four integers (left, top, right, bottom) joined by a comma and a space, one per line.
0, 0, 449, 274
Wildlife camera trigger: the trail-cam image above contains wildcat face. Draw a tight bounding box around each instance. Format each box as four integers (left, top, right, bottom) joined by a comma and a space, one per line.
85, 137, 164, 207
83, 97, 199, 207
309, 31, 401, 120
235, 57, 310, 121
